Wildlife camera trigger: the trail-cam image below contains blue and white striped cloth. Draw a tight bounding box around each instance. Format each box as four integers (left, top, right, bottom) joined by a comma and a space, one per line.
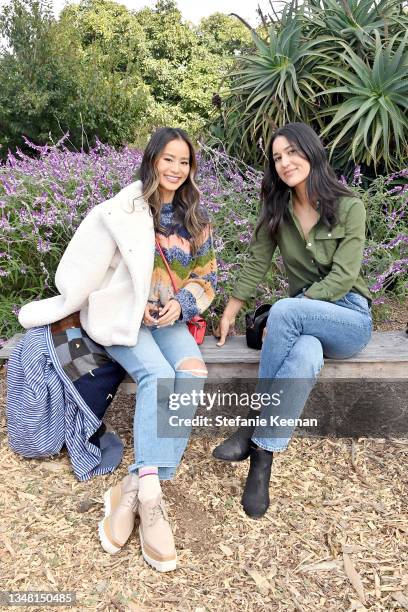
6, 325, 123, 481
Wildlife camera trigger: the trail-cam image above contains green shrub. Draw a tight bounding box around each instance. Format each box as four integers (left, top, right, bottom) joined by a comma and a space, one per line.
0, 141, 406, 343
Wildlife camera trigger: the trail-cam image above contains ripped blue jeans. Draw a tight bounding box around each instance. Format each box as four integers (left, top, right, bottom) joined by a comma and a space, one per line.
105, 322, 206, 480
252, 292, 373, 452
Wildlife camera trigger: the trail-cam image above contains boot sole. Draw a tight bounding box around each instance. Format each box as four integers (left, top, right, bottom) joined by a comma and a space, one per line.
212, 451, 251, 462
139, 527, 177, 572
242, 496, 270, 519
98, 489, 122, 555
242, 508, 268, 519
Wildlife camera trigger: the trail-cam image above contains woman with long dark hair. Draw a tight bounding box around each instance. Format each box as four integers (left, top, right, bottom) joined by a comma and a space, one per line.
214, 122, 371, 518
98, 128, 216, 571
18, 127, 217, 571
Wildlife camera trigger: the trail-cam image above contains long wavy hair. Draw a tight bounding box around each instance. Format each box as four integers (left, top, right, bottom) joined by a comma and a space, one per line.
256, 122, 353, 239
139, 127, 208, 254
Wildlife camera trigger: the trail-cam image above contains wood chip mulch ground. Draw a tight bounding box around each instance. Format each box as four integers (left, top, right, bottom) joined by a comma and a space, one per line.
1, 298, 407, 611
1, 368, 407, 612
372, 298, 408, 333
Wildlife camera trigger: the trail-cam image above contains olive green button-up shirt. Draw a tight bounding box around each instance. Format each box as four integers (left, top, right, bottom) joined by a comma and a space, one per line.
232, 196, 372, 304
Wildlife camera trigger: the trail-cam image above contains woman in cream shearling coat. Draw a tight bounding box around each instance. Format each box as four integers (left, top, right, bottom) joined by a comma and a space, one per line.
18, 127, 217, 573
19, 180, 155, 347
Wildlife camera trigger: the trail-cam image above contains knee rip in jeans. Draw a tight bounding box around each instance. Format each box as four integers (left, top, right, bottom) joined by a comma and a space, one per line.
175, 357, 208, 377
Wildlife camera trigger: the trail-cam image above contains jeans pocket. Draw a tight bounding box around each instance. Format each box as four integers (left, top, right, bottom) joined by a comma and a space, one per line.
342, 292, 370, 314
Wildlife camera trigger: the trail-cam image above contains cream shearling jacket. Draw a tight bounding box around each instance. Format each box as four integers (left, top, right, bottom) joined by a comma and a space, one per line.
18, 181, 155, 347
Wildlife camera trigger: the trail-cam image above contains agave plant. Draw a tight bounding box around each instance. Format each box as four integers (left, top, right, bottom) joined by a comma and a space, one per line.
317, 31, 408, 170
209, 0, 408, 172
306, 0, 403, 49
221, 10, 332, 162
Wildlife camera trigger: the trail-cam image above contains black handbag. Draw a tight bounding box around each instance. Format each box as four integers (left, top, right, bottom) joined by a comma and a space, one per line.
245, 304, 272, 350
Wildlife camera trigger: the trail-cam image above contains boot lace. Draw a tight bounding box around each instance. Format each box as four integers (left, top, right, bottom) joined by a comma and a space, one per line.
149, 502, 168, 527
122, 487, 139, 512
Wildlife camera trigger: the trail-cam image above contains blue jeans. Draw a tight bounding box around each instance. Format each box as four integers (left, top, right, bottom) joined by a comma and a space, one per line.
252, 292, 372, 452
105, 322, 206, 480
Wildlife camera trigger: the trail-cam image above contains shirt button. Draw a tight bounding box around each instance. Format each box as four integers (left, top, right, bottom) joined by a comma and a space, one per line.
328, 233, 332, 237
307, 242, 312, 247
311, 259, 315, 264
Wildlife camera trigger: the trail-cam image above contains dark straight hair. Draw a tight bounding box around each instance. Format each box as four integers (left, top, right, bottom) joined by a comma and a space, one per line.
139, 126, 208, 254
256, 122, 354, 239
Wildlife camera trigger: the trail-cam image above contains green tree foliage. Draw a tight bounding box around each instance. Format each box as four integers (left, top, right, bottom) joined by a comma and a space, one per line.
136, 0, 196, 65
0, 0, 78, 151
134, 3, 253, 136
210, 0, 408, 173
0, 0, 153, 154
65, 0, 148, 73
197, 13, 253, 55
57, 0, 153, 147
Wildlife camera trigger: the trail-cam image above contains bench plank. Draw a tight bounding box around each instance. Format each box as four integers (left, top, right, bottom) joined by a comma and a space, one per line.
201, 332, 408, 379
0, 333, 23, 359
201, 332, 408, 363
1, 331, 407, 380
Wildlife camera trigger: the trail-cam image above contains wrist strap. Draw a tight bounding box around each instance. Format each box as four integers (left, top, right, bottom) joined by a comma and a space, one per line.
155, 238, 178, 294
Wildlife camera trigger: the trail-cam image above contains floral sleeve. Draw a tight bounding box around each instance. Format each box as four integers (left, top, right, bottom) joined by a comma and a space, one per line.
174, 225, 217, 321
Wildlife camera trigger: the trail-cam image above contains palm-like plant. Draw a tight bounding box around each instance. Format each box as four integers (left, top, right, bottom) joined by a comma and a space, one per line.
236, 24, 328, 116
306, 0, 403, 49
219, 6, 332, 161
317, 31, 408, 170
209, 0, 408, 172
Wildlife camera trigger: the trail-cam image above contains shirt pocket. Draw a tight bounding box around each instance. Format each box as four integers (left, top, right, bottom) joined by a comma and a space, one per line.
314, 225, 345, 265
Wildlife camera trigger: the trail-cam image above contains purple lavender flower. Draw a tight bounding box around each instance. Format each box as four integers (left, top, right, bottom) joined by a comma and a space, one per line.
352, 166, 362, 186
0, 136, 407, 339
238, 231, 252, 243
37, 238, 51, 253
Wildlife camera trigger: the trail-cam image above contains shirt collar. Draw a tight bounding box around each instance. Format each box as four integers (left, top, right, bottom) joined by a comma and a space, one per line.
287, 190, 321, 217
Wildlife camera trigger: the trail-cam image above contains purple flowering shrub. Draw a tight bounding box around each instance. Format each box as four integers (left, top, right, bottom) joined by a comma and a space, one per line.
197, 145, 290, 330
0, 136, 142, 340
0, 139, 407, 341
359, 169, 408, 304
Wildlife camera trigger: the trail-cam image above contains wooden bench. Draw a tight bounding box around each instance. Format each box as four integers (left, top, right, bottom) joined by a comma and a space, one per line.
1, 330, 407, 382
1, 331, 407, 437
202, 331, 408, 378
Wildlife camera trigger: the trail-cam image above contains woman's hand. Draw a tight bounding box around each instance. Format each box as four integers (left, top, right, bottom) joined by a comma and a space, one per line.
143, 303, 159, 326
214, 297, 244, 347
156, 299, 182, 327
214, 312, 236, 347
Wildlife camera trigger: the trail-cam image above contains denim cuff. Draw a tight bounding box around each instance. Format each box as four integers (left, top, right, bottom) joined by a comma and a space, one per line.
251, 437, 289, 453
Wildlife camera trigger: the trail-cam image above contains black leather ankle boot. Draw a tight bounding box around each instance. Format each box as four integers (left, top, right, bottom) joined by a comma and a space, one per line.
241, 443, 273, 518
212, 409, 261, 461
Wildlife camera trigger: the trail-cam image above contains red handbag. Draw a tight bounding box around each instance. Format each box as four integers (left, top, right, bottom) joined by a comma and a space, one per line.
155, 239, 207, 345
